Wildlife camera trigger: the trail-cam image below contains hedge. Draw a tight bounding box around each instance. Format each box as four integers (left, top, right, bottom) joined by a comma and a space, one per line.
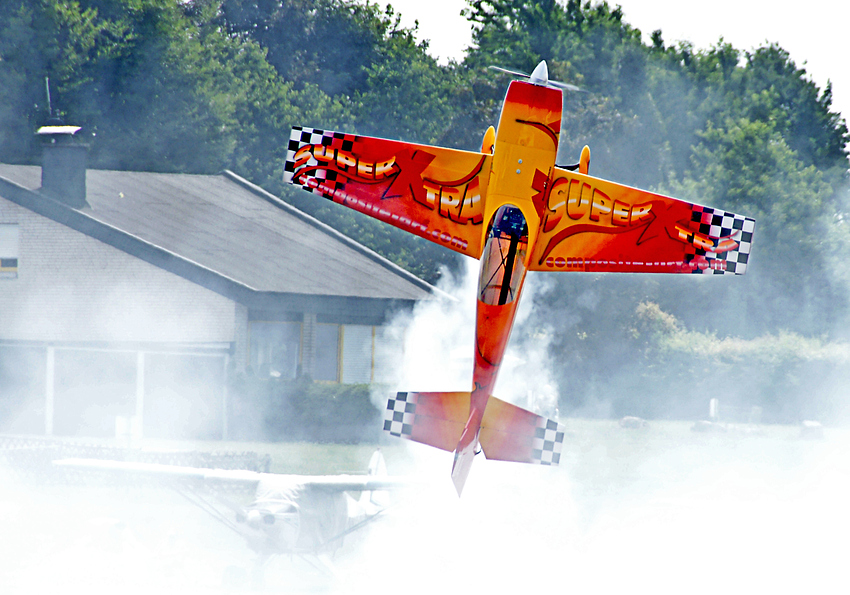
226, 374, 385, 443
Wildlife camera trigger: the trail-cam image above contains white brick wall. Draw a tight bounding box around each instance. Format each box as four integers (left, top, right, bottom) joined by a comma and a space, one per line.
0, 195, 237, 344
234, 302, 249, 365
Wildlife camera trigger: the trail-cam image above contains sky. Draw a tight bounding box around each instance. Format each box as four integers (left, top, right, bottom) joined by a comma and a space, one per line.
384, 0, 850, 124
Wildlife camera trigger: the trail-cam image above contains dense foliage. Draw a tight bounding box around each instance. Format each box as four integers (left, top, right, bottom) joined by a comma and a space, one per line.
227, 373, 382, 442
1, 0, 848, 422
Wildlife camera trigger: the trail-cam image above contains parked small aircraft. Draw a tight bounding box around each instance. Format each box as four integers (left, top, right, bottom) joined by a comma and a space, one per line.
54, 450, 405, 565
284, 61, 755, 495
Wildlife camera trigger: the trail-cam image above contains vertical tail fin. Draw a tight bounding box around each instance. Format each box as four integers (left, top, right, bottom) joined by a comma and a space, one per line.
360, 449, 389, 508
451, 436, 477, 496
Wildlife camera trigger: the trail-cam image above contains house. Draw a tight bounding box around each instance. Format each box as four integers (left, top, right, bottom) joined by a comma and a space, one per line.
0, 127, 435, 440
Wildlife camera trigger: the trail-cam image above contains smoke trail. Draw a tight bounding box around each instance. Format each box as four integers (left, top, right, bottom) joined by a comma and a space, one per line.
357, 247, 850, 595
376, 257, 559, 414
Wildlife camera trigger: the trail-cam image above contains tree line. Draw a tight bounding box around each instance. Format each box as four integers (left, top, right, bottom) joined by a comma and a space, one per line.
2, 0, 849, 421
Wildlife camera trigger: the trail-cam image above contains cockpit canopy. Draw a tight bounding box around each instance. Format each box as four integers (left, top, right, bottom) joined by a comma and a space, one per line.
478, 205, 529, 306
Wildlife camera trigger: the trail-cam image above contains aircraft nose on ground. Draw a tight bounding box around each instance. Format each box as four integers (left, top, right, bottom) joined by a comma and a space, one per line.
245, 509, 262, 529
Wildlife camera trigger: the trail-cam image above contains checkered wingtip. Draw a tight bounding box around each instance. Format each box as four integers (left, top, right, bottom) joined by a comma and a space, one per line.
689, 205, 755, 275
283, 126, 356, 198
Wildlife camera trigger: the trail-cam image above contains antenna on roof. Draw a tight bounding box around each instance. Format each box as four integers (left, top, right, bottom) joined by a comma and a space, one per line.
43, 77, 64, 126
45, 77, 53, 118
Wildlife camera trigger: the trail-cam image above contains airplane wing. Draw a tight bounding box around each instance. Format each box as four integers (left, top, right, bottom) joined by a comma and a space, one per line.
54, 458, 263, 485
529, 166, 755, 274
53, 458, 413, 492
284, 126, 492, 259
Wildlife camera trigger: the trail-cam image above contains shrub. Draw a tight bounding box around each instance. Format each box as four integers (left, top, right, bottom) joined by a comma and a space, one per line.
227, 374, 382, 442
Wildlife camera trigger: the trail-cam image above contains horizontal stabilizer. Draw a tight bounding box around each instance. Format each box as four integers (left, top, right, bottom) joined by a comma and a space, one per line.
480, 396, 564, 465
384, 392, 564, 466
384, 391, 470, 452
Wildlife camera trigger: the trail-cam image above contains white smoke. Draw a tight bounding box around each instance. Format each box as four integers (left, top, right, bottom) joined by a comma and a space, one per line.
376, 257, 559, 417
332, 423, 850, 595
358, 255, 850, 595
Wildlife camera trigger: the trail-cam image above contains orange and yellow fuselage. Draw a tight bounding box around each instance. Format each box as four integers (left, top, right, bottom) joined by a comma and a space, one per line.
455, 81, 564, 481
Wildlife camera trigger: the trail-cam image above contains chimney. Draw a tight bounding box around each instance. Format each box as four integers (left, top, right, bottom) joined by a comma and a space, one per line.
36, 123, 88, 208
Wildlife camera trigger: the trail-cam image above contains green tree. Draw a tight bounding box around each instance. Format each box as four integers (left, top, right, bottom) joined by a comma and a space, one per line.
0, 0, 350, 175
463, 0, 669, 188
2, 0, 848, 296
737, 45, 848, 177
215, 0, 467, 281
669, 116, 839, 334
0, 0, 128, 163
459, 0, 848, 416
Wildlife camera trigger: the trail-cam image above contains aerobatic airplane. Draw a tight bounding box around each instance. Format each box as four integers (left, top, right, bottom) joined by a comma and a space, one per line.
284, 61, 755, 495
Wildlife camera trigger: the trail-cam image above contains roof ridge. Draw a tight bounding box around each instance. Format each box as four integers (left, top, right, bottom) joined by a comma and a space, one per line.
222, 170, 450, 300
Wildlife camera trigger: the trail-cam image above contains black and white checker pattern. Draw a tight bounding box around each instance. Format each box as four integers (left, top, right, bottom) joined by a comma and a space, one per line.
383, 392, 417, 438
283, 126, 355, 198
531, 418, 564, 465
689, 205, 755, 275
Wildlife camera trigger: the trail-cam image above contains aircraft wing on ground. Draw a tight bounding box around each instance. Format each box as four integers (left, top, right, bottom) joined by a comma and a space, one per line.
54, 454, 415, 558
54, 457, 263, 485
529, 166, 755, 275
53, 458, 414, 492
284, 126, 492, 259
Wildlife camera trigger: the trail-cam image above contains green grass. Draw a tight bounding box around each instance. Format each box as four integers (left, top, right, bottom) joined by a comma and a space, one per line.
112, 416, 843, 483
110, 437, 415, 475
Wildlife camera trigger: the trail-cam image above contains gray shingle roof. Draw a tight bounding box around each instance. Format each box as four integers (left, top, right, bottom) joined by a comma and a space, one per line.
0, 164, 435, 302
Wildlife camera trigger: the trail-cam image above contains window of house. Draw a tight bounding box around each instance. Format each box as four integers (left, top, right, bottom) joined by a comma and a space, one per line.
306, 323, 402, 384
0, 224, 19, 279
341, 325, 373, 384
249, 322, 301, 378
314, 324, 340, 381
